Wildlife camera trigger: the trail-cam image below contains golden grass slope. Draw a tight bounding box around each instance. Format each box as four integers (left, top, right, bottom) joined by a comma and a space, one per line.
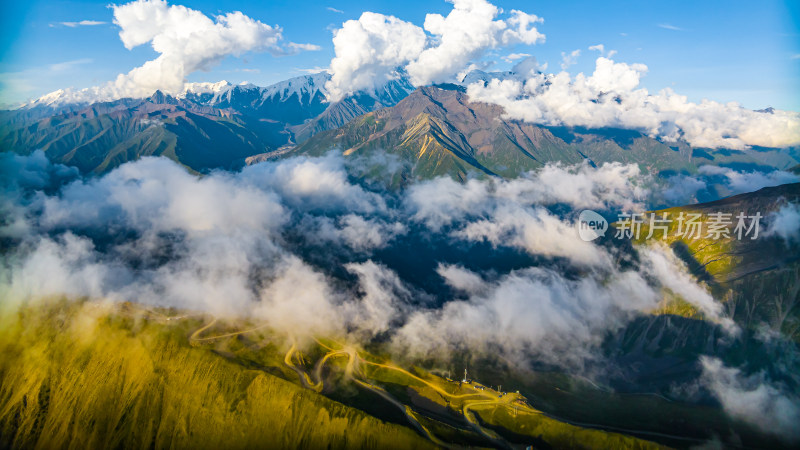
0, 299, 431, 450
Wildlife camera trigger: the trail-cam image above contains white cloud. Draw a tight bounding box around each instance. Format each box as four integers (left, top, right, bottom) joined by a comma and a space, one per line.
404, 162, 649, 266
325, 0, 545, 101
287, 42, 322, 52
453, 205, 612, 266
436, 264, 486, 295
660, 174, 707, 205
55, 20, 107, 27
560, 49, 580, 70
342, 261, 410, 337
588, 44, 604, 53
325, 12, 427, 101
48, 58, 93, 72
466, 56, 800, 149
405, 162, 648, 232
327, 6, 344, 14
30, 0, 313, 104
394, 266, 659, 366
109, 0, 286, 97
405, 2, 544, 86
240, 154, 387, 214
701, 357, 800, 442
658, 23, 683, 31
502, 52, 530, 63
641, 246, 735, 330
1, 152, 747, 376
295, 66, 331, 74
697, 166, 800, 194
588, 44, 616, 58
766, 203, 800, 243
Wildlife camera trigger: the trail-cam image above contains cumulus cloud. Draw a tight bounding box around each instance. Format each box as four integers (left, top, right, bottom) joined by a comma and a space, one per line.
405, 1, 544, 86
109, 0, 285, 97
239, 154, 387, 213
436, 263, 487, 295
0, 152, 745, 378
466, 56, 800, 149
0, 150, 79, 238
454, 205, 612, 266
588, 44, 616, 58
701, 357, 800, 442
325, 0, 545, 100
32, 0, 315, 103
325, 12, 427, 101
342, 260, 411, 338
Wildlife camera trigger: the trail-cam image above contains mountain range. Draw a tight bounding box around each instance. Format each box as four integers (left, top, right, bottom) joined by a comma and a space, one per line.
0, 72, 413, 173
3, 71, 798, 178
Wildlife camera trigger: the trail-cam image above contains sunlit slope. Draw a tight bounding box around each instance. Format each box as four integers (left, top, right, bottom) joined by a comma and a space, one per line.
289, 85, 584, 181
0, 300, 430, 450
0, 299, 668, 450
628, 182, 800, 337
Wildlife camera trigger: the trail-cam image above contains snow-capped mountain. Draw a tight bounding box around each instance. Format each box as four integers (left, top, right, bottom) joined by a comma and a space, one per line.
0, 71, 418, 174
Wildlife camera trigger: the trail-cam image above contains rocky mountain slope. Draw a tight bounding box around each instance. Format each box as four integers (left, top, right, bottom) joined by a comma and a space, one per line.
289, 85, 800, 182
0, 73, 414, 173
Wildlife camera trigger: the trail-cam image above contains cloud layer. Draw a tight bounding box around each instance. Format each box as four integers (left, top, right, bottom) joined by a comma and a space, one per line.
701, 357, 800, 441
466, 56, 800, 149
3, 151, 799, 443
1, 152, 737, 359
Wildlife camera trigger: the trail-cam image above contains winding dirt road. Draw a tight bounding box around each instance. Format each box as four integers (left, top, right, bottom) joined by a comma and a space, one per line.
189, 319, 538, 448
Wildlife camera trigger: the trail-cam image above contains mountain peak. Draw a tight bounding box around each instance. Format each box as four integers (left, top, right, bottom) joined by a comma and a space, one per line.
147, 90, 179, 105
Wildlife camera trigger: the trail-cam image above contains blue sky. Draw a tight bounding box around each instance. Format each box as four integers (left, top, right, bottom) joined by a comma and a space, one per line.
1, 0, 798, 110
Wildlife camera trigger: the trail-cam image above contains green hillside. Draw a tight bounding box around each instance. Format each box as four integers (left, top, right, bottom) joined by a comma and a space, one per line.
625, 183, 800, 337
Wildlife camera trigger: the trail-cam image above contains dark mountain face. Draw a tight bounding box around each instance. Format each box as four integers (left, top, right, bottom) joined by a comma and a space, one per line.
290, 77, 415, 144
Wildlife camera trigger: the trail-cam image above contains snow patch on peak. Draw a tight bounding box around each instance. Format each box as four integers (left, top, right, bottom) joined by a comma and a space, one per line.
20, 87, 111, 109
260, 72, 331, 105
